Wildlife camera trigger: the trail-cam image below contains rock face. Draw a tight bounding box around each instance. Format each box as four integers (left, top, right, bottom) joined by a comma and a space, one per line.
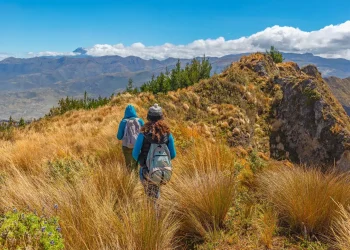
270, 61, 350, 167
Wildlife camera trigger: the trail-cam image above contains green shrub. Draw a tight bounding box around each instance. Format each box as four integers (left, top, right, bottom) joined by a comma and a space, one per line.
48, 158, 85, 183
0, 127, 15, 141
0, 210, 64, 250
47, 91, 113, 117
248, 150, 266, 173
302, 86, 321, 105
266, 46, 284, 63
140, 56, 212, 94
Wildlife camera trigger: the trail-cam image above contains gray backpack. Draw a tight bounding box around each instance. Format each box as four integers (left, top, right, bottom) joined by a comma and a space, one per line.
146, 143, 172, 185
122, 118, 141, 148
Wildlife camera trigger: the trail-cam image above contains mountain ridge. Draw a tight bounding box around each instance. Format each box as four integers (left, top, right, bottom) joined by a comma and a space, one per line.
1, 52, 350, 119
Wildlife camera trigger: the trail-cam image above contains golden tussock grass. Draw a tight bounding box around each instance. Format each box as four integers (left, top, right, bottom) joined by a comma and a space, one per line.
0, 162, 138, 249
332, 204, 350, 250
162, 170, 236, 244
174, 139, 237, 175
0, 158, 180, 249
258, 167, 350, 236
254, 207, 278, 249
113, 201, 180, 250
0, 100, 240, 249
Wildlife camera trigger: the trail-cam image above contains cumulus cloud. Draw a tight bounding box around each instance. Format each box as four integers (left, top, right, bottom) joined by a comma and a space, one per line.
29, 20, 350, 60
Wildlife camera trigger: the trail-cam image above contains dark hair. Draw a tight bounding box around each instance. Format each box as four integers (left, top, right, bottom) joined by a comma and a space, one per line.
141, 120, 171, 142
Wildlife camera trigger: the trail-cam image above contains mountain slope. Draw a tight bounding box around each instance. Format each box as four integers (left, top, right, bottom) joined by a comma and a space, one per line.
109, 53, 350, 167
324, 76, 350, 115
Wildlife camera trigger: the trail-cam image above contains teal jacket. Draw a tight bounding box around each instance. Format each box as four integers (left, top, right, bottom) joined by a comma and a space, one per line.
117, 105, 144, 140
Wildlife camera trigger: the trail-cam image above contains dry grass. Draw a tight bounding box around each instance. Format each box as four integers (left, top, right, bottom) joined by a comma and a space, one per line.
162, 170, 236, 244
174, 138, 238, 175
255, 207, 278, 249
0, 98, 241, 249
259, 167, 350, 236
0, 162, 140, 249
332, 204, 350, 250
113, 201, 180, 250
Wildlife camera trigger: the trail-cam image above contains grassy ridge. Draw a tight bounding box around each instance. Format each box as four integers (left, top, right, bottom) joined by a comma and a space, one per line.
1, 97, 347, 249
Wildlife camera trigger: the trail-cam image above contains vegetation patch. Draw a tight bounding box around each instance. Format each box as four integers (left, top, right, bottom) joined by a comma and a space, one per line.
302, 86, 321, 105
0, 210, 64, 250
47, 91, 113, 117
266, 46, 284, 64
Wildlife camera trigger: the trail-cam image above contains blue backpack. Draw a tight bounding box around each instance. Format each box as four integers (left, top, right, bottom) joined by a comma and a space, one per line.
146, 143, 172, 185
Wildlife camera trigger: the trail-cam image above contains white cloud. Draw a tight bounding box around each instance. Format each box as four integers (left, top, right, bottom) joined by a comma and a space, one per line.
0, 53, 13, 61
27, 51, 77, 57
28, 20, 350, 60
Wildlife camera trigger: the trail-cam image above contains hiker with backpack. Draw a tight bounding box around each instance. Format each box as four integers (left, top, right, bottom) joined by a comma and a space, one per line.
117, 104, 144, 172
132, 104, 176, 200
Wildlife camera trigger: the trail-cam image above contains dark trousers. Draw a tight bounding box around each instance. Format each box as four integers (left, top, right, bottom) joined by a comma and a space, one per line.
122, 146, 138, 172
144, 181, 160, 199
140, 166, 160, 199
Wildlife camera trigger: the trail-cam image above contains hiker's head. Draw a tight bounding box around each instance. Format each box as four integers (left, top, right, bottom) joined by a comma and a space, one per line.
142, 120, 170, 142
147, 103, 163, 122
143, 104, 169, 141
124, 104, 137, 118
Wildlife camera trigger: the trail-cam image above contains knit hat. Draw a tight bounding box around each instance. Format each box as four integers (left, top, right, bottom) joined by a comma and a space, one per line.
147, 103, 163, 122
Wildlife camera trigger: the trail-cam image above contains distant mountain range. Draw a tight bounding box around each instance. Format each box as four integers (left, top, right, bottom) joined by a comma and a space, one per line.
324, 77, 350, 115
1, 50, 350, 119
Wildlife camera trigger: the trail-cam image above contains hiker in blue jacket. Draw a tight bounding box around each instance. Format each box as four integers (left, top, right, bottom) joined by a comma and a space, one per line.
132, 104, 176, 199
117, 105, 144, 172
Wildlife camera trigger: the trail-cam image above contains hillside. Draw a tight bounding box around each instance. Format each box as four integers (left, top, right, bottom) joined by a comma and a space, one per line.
325, 76, 350, 115
1, 52, 350, 120
1, 53, 350, 249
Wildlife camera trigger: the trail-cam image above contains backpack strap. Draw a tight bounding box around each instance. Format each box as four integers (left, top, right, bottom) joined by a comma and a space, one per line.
123, 119, 129, 137
159, 144, 171, 159
137, 133, 146, 165
132, 118, 140, 128
127, 117, 139, 121
160, 171, 165, 185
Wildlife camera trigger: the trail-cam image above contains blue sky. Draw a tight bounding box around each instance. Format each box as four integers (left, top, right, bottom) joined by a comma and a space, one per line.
1, 0, 350, 59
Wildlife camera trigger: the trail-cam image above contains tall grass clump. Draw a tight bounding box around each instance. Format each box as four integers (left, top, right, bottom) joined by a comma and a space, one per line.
332, 204, 350, 250
258, 167, 350, 236
0, 162, 142, 249
163, 170, 236, 244
113, 201, 180, 250
174, 140, 237, 176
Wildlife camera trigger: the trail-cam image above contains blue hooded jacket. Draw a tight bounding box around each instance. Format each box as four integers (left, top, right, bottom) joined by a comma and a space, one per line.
116, 105, 145, 140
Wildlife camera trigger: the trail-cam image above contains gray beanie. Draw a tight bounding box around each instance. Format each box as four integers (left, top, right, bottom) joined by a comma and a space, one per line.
147, 103, 163, 121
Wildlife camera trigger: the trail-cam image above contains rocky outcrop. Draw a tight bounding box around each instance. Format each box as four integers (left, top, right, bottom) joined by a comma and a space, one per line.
301, 65, 322, 78
219, 53, 350, 168
270, 62, 350, 168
